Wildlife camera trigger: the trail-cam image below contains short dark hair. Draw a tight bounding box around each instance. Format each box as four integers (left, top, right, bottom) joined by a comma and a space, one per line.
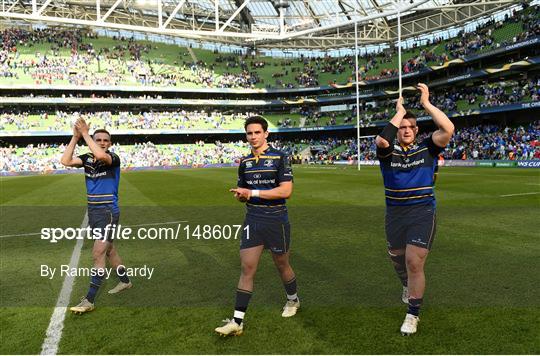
93, 129, 111, 139
404, 111, 417, 120
244, 116, 268, 132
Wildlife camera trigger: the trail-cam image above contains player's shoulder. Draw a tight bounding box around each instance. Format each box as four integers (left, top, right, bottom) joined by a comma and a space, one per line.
240, 151, 254, 163
418, 136, 432, 147
79, 152, 92, 161
266, 146, 286, 158
106, 150, 121, 166
106, 150, 120, 160
417, 134, 440, 152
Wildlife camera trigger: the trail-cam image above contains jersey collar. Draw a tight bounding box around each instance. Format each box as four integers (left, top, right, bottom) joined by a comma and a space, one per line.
399, 141, 417, 152
252, 144, 271, 162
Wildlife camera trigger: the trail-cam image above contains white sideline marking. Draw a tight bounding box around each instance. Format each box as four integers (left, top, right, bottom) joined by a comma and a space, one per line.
499, 192, 540, 197
0, 232, 41, 238
40, 211, 88, 356
0, 220, 187, 238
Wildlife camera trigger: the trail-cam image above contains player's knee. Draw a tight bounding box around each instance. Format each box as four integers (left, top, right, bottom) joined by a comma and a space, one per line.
273, 258, 290, 272
92, 249, 107, 262
406, 257, 423, 274
241, 263, 257, 278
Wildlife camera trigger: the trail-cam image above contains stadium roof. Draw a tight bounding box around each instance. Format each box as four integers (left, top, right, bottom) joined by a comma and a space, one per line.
0, 0, 524, 49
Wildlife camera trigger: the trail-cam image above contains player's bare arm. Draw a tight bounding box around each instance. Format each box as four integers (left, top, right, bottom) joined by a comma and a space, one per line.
376, 96, 407, 148
230, 181, 293, 201
417, 83, 455, 147
60, 123, 83, 167
76, 118, 113, 165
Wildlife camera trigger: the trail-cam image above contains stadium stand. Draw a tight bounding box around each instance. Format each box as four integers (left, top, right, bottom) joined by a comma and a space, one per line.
0, 78, 538, 132
1, 4, 537, 89
2, 122, 538, 173
302, 122, 540, 162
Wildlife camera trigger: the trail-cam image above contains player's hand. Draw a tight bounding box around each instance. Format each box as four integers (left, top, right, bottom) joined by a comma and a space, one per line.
75, 118, 90, 135
396, 96, 406, 117
229, 188, 250, 202
417, 83, 430, 107
72, 123, 81, 139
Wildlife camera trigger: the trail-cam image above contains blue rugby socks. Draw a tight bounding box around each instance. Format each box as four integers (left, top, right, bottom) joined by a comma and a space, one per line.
86, 268, 105, 303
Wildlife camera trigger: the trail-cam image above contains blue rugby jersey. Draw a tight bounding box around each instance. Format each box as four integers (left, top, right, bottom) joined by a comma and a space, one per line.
237, 146, 293, 221
377, 135, 444, 207
78, 151, 121, 213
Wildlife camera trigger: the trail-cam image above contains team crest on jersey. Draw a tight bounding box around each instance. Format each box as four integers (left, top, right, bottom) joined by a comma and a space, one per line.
246, 161, 253, 168
86, 157, 94, 164
264, 159, 273, 167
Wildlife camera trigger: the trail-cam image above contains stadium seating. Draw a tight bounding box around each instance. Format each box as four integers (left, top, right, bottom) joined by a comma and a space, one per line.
0, 78, 537, 132
1, 4, 537, 89
2, 122, 538, 173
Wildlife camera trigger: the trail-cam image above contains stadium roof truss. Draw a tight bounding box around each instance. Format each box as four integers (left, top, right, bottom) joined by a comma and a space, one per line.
0, 0, 523, 49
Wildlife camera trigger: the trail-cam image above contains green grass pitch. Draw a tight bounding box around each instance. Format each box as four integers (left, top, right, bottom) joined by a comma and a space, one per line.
1, 166, 539, 354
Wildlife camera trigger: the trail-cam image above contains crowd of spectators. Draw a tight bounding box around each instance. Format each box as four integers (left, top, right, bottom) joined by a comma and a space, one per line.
353, 78, 539, 123
279, 5, 539, 85
0, 77, 537, 132
406, 78, 539, 112
0, 139, 306, 172
0, 140, 250, 172
3, 122, 537, 172
1, 28, 263, 88
1, 4, 537, 89
442, 122, 540, 160
443, 3, 540, 60
0, 110, 258, 131
304, 121, 540, 163
286, 137, 386, 163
